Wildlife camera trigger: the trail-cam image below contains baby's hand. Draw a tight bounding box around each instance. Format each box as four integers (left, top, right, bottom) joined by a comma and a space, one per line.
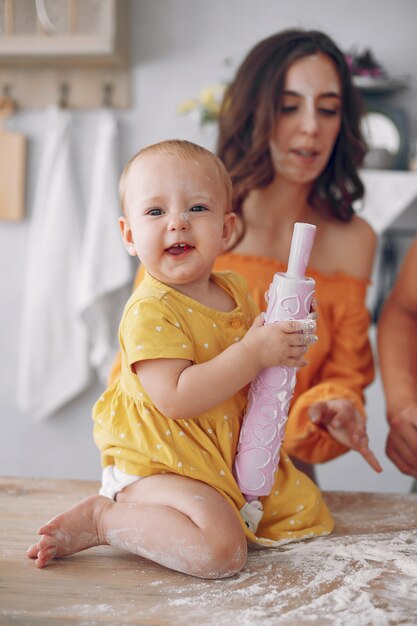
241, 315, 317, 371
309, 398, 383, 473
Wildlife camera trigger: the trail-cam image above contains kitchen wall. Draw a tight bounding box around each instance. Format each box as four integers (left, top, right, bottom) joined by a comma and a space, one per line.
1, 0, 416, 493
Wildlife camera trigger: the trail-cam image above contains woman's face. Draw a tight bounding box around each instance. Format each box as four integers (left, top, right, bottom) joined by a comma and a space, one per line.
269, 53, 342, 186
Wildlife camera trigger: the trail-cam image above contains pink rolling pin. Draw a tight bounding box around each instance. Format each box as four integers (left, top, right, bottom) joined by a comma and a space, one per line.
234, 222, 317, 503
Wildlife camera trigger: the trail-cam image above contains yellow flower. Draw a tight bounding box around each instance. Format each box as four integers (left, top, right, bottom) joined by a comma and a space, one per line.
176, 98, 199, 115
177, 83, 227, 126
200, 84, 226, 108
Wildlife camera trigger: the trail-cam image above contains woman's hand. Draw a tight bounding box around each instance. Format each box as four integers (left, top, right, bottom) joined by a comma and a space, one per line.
309, 398, 383, 473
386, 402, 417, 477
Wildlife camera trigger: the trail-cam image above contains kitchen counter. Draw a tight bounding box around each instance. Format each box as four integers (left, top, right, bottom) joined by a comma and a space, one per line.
1, 476, 417, 625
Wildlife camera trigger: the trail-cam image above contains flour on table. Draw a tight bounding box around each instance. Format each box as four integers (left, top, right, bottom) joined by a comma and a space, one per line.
164, 529, 417, 626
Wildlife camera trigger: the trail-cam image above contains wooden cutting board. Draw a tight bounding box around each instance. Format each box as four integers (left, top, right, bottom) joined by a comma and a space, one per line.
0, 127, 26, 221
0, 101, 26, 221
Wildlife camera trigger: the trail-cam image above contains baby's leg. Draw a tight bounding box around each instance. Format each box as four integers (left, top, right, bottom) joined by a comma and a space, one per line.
27, 474, 247, 579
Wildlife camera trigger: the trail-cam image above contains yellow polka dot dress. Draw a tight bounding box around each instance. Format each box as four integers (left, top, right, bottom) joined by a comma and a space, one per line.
93, 270, 333, 545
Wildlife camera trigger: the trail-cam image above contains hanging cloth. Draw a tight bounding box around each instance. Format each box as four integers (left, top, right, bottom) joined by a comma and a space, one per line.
76, 110, 132, 382
17, 106, 91, 420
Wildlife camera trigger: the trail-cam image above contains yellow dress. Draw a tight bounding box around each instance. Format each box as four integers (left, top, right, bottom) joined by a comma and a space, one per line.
94, 270, 333, 545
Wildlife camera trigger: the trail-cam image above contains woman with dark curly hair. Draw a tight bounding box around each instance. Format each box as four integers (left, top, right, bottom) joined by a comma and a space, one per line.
213, 29, 378, 480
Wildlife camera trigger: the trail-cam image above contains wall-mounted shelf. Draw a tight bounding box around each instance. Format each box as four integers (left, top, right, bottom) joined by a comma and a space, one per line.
353, 75, 410, 94
0, 0, 130, 108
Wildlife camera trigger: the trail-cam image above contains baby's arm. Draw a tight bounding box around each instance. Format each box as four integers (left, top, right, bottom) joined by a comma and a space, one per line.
135, 316, 317, 420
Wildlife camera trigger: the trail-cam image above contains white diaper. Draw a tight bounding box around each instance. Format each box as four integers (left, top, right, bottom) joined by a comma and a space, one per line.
100, 465, 143, 500
240, 499, 264, 534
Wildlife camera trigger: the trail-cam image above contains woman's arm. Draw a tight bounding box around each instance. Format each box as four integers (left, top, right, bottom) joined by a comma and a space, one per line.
378, 237, 417, 476
286, 291, 378, 467
285, 217, 379, 467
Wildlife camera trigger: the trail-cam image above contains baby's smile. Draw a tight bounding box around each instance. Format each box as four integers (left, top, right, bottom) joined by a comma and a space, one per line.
165, 242, 194, 256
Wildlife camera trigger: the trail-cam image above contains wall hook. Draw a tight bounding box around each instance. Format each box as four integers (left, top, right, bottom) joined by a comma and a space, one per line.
103, 83, 113, 108
58, 83, 70, 108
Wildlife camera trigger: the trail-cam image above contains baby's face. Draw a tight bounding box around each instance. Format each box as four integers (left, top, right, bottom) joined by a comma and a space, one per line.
119, 152, 235, 289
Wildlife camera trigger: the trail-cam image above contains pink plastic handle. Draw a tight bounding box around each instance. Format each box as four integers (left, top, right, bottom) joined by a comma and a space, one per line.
287, 222, 316, 277
234, 223, 317, 501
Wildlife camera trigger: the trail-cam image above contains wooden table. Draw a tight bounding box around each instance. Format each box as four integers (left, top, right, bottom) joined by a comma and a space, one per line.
1, 477, 417, 625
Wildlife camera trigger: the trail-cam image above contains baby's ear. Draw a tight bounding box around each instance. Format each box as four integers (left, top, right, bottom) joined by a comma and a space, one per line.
119, 216, 137, 257
221, 211, 237, 249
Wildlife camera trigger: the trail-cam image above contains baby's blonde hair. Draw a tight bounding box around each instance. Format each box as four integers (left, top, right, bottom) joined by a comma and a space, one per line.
119, 139, 233, 215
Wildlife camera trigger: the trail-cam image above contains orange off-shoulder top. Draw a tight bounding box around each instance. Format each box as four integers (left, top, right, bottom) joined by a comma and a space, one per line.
109, 252, 375, 464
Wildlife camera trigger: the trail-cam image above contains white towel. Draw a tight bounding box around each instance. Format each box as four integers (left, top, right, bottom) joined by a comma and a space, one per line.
76, 110, 132, 382
17, 106, 91, 420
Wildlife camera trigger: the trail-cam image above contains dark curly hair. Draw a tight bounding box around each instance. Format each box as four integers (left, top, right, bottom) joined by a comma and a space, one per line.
217, 29, 366, 224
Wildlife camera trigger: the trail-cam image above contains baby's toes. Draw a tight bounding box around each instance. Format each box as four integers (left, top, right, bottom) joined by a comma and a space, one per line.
37, 521, 56, 535
27, 542, 40, 559
36, 533, 58, 551
36, 545, 59, 568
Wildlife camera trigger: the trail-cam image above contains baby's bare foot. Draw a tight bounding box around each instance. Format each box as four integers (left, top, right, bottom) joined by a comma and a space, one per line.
27, 494, 111, 568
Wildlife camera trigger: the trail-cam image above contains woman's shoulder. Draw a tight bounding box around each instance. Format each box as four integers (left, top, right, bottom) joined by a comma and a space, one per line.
334, 213, 376, 240
315, 214, 377, 281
